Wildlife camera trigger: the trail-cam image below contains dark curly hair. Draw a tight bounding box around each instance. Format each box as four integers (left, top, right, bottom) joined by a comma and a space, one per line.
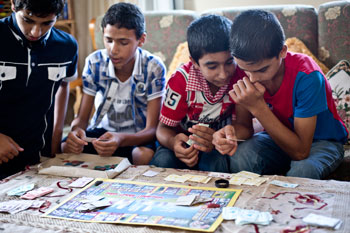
101, 2, 145, 40
187, 14, 232, 64
13, 0, 65, 17
230, 10, 285, 62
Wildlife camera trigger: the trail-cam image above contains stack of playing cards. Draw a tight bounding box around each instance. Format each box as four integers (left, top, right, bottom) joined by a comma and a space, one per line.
164, 174, 211, 183
0, 200, 45, 214
222, 207, 273, 226
175, 194, 213, 206
20, 187, 54, 200
269, 180, 299, 188
208, 172, 233, 180
302, 213, 342, 230
186, 123, 209, 147
7, 183, 35, 196
76, 196, 112, 212
68, 177, 94, 188
229, 171, 268, 186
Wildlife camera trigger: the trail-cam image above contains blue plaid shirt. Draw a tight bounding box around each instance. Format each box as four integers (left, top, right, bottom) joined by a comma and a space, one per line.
82, 47, 166, 132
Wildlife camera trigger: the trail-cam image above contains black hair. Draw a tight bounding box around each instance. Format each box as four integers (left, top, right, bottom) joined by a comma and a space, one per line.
13, 0, 64, 17
230, 10, 285, 62
101, 2, 145, 40
187, 14, 232, 64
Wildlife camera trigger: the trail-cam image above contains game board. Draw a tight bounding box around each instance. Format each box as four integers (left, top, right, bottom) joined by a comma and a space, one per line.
43, 179, 242, 232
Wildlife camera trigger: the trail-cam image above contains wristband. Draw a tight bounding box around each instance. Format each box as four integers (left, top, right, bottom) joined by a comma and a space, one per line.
215, 179, 229, 188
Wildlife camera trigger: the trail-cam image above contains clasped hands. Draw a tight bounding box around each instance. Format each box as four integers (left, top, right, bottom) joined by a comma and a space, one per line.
173, 124, 215, 167
62, 128, 122, 156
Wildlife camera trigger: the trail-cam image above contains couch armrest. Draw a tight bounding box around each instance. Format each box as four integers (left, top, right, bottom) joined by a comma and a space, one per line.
143, 10, 198, 69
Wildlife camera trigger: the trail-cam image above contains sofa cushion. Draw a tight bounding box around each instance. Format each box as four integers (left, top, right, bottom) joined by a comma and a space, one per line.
285, 37, 329, 74
166, 41, 189, 81
143, 11, 198, 69
326, 60, 350, 142
318, 1, 350, 69
203, 5, 318, 56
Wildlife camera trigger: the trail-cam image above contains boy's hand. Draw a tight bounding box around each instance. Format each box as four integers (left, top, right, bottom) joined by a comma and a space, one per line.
92, 132, 122, 157
212, 125, 238, 156
62, 127, 87, 154
188, 124, 215, 152
173, 133, 199, 167
231, 77, 266, 114
0, 133, 24, 164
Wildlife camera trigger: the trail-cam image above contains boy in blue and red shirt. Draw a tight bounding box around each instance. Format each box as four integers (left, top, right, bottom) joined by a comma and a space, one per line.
213, 10, 348, 179
150, 15, 245, 172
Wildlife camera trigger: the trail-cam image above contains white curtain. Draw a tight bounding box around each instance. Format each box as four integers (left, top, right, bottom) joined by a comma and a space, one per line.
73, 0, 139, 75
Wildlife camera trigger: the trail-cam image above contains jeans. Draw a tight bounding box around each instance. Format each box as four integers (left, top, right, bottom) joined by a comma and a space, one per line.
229, 131, 344, 179
149, 146, 231, 173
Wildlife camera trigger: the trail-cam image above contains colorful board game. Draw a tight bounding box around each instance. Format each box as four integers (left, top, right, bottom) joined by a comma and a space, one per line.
43, 179, 242, 232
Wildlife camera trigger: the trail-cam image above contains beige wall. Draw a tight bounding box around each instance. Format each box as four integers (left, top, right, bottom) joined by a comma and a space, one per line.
184, 0, 332, 12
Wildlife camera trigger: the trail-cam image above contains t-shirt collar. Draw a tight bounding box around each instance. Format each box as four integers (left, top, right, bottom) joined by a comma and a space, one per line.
186, 64, 206, 92
186, 62, 232, 102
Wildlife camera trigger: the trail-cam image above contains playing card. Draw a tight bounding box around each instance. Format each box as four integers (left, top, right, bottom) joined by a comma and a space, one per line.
302, 213, 342, 229
84, 137, 97, 143
20, 187, 54, 200
270, 180, 299, 188
143, 170, 159, 177
69, 177, 94, 188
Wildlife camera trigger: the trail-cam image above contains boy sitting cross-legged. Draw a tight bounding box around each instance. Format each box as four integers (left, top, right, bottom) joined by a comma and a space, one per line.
61, 3, 166, 165
149, 15, 245, 172
213, 10, 348, 179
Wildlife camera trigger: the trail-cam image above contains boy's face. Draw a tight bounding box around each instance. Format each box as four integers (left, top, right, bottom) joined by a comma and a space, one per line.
103, 24, 145, 71
192, 51, 235, 89
14, 9, 57, 42
234, 45, 287, 85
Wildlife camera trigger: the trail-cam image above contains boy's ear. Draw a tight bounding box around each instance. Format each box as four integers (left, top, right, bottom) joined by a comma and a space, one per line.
137, 33, 147, 47
280, 45, 288, 59
189, 56, 200, 69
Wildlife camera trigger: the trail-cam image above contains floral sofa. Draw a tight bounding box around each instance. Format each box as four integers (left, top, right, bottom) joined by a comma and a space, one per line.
91, 1, 349, 70
89, 1, 350, 180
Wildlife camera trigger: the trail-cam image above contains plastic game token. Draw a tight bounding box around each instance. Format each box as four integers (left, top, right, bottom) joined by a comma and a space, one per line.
207, 203, 221, 208
215, 179, 229, 188
94, 181, 103, 186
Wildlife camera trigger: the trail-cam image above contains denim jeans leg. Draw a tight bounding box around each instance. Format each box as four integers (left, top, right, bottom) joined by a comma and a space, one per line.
229, 132, 290, 175
287, 140, 344, 179
149, 146, 189, 169
198, 150, 230, 173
